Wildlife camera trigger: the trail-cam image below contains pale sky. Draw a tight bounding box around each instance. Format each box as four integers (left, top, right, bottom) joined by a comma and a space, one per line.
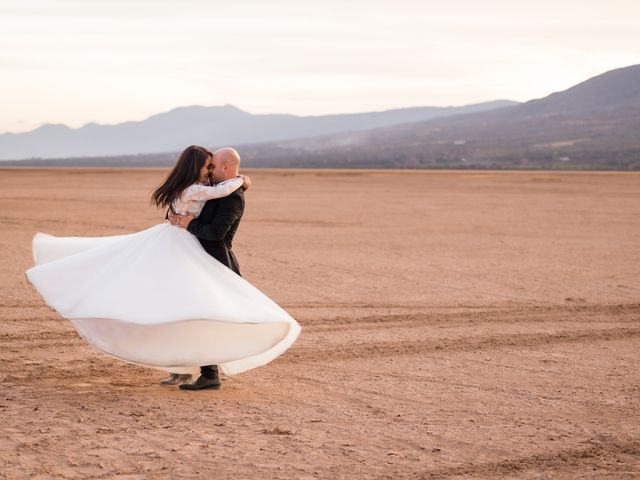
1, 0, 639, 133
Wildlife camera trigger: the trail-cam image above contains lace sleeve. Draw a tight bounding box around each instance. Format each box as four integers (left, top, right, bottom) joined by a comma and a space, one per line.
182, 177, 244, 202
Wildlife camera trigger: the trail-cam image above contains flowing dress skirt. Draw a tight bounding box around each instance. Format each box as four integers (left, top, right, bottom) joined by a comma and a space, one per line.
26, 223, 301, 375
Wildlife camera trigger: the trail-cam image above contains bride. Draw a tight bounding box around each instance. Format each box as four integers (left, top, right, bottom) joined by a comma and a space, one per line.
26, 145, 301, 389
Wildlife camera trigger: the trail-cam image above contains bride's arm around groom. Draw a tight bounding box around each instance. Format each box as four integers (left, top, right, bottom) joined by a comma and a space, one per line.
173, 148, 246, 275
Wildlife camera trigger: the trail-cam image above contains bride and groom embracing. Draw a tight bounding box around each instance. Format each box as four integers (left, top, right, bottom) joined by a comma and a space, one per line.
26, 146, 301, 391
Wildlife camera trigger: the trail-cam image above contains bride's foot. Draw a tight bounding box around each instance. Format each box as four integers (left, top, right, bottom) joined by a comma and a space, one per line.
160, 373, 192, 385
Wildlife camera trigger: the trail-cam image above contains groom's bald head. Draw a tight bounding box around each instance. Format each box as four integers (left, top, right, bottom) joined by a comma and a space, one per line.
210, 147, 241, 181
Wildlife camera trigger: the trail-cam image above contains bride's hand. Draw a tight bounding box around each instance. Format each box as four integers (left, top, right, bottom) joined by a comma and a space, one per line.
167, 209, 178, 225
240, 175, 251, 191
168, 210, 194, 228
175, 213, 194, 229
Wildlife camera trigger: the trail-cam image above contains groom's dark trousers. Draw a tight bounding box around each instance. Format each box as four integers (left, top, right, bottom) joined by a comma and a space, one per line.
186, 188, 245, 377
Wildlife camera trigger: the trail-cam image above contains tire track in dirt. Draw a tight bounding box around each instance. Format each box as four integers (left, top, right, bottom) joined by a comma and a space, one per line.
0, 302, 52, 308
276, 365, 640, 413
0, 329, 80, 343
419, 438, 640, 479
301, 303, 640, 331
284, 327, 640, 363
1, 357, 143, 383
0, 339, 83, 356
0, 215, 132, 232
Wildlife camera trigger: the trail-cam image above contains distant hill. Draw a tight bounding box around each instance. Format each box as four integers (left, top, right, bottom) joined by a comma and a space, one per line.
513, 64, 640, 117
235, 64, 640, 170
0, 101, 515, 160
3, 65, 639, 170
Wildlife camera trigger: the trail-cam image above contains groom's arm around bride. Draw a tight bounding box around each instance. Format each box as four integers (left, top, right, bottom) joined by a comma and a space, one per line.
187, 186, 244, 275
173, 147, 245, 276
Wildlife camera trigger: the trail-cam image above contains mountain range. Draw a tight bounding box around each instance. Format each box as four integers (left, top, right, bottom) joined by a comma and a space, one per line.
2, 64, 639, 169
238, 64, 640, 170
0, 101, 515, 160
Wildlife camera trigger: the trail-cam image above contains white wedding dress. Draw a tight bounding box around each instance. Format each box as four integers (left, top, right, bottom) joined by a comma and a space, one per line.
26, 178, 301, 375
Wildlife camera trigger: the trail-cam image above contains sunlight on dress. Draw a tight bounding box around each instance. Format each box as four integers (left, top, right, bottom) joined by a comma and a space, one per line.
26, 178, 301, 375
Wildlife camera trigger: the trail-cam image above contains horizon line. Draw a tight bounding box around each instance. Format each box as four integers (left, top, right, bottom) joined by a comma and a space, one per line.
1, 99, 521, 135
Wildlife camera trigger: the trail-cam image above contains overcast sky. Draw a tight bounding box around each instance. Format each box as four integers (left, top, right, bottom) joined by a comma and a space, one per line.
1, 0, 639, 133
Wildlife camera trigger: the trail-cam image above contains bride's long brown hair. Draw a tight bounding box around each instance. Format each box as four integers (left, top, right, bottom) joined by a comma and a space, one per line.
151, 145, 213, 209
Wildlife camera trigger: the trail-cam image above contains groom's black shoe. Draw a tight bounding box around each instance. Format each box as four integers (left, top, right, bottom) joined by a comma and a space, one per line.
179, 374, 221, 390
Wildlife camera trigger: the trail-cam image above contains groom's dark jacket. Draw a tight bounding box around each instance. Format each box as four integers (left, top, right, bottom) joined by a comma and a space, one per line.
187, 188, 245, 275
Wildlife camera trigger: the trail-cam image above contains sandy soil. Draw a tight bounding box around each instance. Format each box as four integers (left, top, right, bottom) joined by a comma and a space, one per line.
0, 168, 639, 479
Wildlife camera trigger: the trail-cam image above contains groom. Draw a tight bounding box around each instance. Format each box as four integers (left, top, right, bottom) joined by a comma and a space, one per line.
168, 147, 247, 390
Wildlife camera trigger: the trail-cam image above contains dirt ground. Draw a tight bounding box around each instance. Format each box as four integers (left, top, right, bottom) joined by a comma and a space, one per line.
0, 168, 639, 479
